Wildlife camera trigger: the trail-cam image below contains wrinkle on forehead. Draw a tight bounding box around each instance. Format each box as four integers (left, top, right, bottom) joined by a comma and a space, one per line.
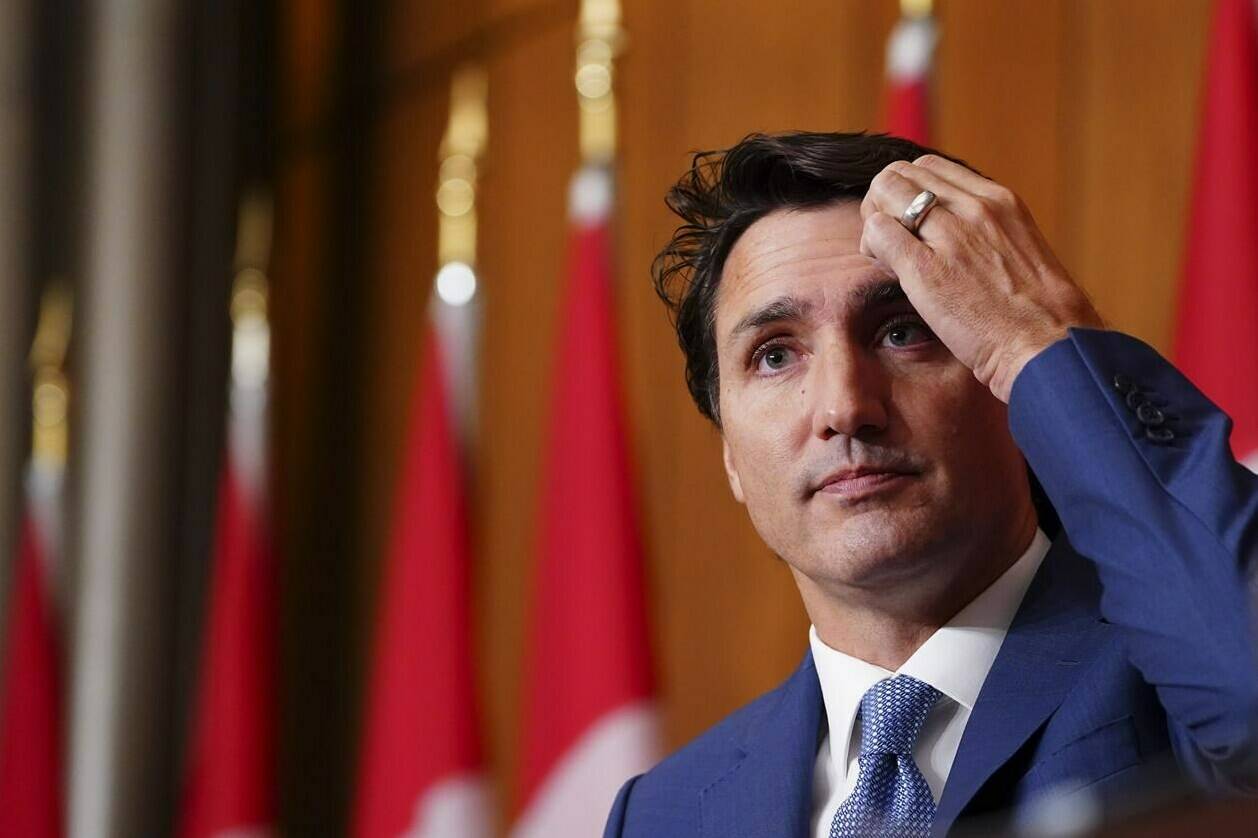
718, 203, 896, 331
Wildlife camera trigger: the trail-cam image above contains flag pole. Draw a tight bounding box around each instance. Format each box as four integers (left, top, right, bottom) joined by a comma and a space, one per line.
26, 281, 72, 586
28, 284, 72, 478
433, 65, 488, 433
228, 189, 274, 504
576, 0, 624, 164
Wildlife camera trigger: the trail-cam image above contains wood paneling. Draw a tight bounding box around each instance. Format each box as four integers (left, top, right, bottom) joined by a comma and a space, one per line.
934, 1, 1068, 241
1056, 0, 1209, 348
475, 16, 581, 809
273, 0, 1214, 832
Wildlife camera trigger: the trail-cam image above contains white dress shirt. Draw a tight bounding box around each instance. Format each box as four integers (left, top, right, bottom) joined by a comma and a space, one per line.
809, 529, 1051, 838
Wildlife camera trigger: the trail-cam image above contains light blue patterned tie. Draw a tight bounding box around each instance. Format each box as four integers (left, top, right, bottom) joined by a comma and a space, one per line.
829, 675, 942, 838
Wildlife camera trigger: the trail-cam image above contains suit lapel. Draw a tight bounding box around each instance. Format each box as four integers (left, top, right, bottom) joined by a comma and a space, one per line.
700, 652, 824, 838
933, 539, 1109, 835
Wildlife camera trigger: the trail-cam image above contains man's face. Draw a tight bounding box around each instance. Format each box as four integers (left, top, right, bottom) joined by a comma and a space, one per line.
714, 201, 1032, 594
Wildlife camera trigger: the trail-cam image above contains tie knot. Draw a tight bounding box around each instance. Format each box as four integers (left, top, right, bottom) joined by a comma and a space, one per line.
858, 675, 941, 757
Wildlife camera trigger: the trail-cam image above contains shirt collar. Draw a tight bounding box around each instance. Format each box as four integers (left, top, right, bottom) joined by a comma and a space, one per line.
809, 528, 1051, 780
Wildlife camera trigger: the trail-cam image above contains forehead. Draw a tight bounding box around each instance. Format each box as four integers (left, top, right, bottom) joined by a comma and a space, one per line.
715, 201, 893, 335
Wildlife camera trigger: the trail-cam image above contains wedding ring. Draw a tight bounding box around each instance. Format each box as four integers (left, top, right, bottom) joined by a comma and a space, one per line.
899, 190, 938, 234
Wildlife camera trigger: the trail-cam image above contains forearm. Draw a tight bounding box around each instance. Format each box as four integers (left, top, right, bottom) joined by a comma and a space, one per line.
1009, 327, 1258, 792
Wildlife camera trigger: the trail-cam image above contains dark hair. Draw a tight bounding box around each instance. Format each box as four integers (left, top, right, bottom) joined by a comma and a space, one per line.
652, 131, 965, 426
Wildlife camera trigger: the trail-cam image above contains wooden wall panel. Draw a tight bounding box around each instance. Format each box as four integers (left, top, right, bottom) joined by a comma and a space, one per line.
275, 0, 1216, 832
933, 1, 1068, 242
475, 15, 581, 812
1056, 0, 1210, 350
358, 91, 445, 590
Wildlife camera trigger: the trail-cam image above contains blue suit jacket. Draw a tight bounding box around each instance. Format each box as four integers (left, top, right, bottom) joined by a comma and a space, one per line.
605, 330, 1258, 836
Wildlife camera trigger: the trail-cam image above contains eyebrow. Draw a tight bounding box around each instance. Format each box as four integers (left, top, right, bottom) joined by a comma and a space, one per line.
727, 279, 909, 342
728, 296, 815, 340
855, 278, 907, 309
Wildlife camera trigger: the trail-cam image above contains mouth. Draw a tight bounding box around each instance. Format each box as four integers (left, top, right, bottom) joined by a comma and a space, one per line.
812, 467, 918, 502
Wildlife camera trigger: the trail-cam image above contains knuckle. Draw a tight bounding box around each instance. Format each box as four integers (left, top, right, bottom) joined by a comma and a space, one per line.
970, 197, 1000, 223
866, 212, 898, 244
871, 210, 898, 230
870, 168, 898, 192
988, 183, 1018, 207
860, 192, 881, 218
914, 153, 944, 169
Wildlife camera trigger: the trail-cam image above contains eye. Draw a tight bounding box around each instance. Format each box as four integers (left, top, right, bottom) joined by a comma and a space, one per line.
752, 342, 798, 374
881, 317, 934, 348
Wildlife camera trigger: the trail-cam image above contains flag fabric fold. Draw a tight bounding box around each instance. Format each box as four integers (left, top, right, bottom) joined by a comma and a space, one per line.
351, 326, 491, 838
513, 164, 660, 838
1173, 0, 1258, 470
0, 477, 63, 838
882, 8, 936, 145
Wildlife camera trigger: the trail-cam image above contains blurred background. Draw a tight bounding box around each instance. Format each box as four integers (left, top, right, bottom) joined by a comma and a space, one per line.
0, 0, 1251, 837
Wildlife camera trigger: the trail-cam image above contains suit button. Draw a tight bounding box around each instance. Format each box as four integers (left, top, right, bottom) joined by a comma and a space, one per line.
1136, 403, 1165, 426
1125, 389, 1145, 410
1112, 373, 1135, 395
1146, 426, 1175, 443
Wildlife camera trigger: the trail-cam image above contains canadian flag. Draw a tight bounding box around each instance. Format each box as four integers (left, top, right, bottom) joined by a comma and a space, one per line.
351, 322, 492, 838
512, 164, 660, 837
0, 463, 65, 838
1174, 0, 1258, 471
882, 3, 937, 145
177, 317, 277, 838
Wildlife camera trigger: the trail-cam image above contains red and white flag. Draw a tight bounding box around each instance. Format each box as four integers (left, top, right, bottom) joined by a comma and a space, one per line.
512, 164, 660, 838
0, 463, 65, 838
1174, 0, 1258, 471
351, 324, 491, 838
882, 2, 937, 145
178, 314, 277, 838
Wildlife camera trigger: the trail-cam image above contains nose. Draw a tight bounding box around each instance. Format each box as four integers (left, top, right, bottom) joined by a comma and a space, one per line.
809, 342, 890, 440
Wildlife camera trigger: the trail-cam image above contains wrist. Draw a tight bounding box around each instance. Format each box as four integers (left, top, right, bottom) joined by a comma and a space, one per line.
991, 327, 1079, 403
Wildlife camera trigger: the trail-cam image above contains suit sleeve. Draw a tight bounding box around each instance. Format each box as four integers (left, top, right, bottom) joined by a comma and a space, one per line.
1009, 327, 1258, 794
603, 774, 641, 838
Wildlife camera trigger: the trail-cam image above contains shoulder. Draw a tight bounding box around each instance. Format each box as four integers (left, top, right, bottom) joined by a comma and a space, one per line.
605, 669, 804, 837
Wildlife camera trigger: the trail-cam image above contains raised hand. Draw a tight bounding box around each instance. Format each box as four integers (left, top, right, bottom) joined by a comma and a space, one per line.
858, 154, 1105, 403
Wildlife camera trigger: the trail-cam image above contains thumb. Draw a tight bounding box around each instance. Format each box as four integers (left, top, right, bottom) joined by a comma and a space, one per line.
860, 211, 933, 278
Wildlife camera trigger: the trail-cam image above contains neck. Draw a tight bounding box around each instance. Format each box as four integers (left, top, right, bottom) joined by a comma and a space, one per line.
798, 509, 1038, 671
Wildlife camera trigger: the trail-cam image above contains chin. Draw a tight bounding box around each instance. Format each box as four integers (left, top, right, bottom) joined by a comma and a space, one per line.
801, 507, 950, 588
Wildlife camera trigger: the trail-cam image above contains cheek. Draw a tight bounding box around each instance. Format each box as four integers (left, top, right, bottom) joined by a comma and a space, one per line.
895, 368, 1003, 446
726, 425, 794, 493
722, 407, 806, 513
721, 375, 813, 458
911, 376, 1018, 476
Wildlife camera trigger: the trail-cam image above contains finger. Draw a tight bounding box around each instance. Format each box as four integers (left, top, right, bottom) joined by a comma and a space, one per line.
863, 160, 973, 222
861, 167, 924, 222
859, 211, 934, 279
913, 154, 1008, 202
884, 160, 968, 208
861, 166, 958, 241
886, 159, 1020, 231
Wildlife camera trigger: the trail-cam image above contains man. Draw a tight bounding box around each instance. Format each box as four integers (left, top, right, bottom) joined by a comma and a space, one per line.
603, 132, 1258, 836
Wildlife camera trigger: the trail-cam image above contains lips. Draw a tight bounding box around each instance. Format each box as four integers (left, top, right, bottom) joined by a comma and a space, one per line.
812, 466, 918, 499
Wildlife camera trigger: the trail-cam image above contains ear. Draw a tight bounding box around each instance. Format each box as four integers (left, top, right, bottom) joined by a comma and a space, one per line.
722, 437, 746, 503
